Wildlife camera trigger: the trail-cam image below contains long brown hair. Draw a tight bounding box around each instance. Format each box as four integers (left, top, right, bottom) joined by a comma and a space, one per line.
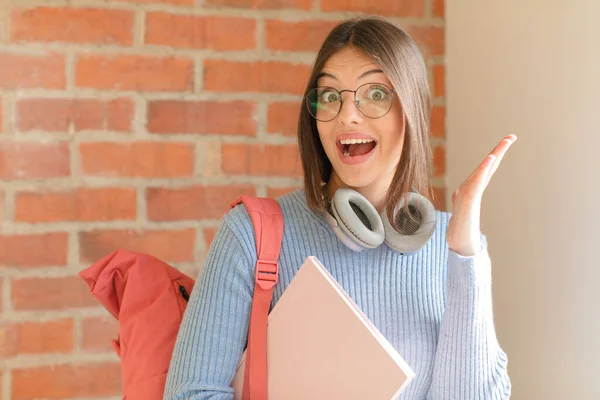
297, 17, 435, 227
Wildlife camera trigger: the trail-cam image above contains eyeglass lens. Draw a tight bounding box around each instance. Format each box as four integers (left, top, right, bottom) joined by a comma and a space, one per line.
306, 83, 393, 122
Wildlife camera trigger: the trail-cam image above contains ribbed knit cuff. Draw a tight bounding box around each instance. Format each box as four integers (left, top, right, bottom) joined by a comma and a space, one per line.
447, 236, 492, 290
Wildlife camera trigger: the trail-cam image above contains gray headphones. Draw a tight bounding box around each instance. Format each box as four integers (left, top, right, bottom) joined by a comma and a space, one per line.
323, 188, 437, 255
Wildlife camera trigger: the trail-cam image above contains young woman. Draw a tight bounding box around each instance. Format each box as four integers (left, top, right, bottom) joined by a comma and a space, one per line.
164, 17, 516, 399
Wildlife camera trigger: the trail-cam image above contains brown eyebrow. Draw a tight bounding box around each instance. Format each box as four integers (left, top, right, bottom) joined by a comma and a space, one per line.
316, 68, 384, 83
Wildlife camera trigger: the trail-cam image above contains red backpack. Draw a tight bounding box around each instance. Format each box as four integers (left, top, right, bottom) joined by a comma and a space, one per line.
79, 196, 283, 400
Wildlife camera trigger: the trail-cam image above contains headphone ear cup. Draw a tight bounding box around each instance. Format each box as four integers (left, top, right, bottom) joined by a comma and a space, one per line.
382, 192, 437, 255
328, 188, 385, 251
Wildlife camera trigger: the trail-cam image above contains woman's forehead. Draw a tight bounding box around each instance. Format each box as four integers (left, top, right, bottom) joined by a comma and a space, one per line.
322, 48, 377, 73
318, 48, 390, 86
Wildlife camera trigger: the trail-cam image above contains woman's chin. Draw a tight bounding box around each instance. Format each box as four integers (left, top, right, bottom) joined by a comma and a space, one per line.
331, 170, 377, 191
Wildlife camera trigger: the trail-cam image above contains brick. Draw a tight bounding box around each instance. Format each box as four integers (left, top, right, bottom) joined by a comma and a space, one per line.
12, 276, 97, 311
221, 143, 302, 177
267, 101, 300, 137
433, 0, 445, 17
147, 100, 256, 136
432, 145, 445, 177
15, 187, 136, 223
265, 20, 336, 52
433, 65, 445, 97
113, 0, 193, 4
146, 13, 255, 50
320, 0, 424, 16
147, 185, 256, 221
0, 319, 74, 357
76, 54, 193, 91
10, 7, 134, 45
17, 98, 133, 132
406, 26, 445, 57
0, 141, 70, 180
204, 60, 310, 95
80, 228, 195, 263
80, 142, 194, 178
0, 233, 68, 268
430, 106, 445, 138
81, 316, 118, 352
11, 363, 121, 400
205, 0, 311, 10
0, 52, 65, 89
106, 99, 135, 132
267, 186, 299, 198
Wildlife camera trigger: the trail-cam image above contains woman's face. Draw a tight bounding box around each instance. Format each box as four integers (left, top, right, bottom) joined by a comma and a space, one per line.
316, 47, 406, 195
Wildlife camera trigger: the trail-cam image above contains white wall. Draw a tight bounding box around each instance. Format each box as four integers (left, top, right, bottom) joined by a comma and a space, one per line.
447, 1, 600, 399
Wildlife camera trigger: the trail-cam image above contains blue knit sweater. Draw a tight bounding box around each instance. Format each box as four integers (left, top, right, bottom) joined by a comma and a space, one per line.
164, 189, 511, 399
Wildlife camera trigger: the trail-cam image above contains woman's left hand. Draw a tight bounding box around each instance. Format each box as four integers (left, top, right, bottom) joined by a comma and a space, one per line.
446, 134, 518, 256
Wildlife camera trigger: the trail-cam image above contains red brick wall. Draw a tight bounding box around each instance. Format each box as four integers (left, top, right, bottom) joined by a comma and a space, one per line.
0, 1, 445, 398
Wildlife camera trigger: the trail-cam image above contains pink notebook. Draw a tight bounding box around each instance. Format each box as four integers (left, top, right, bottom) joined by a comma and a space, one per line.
231, 256, 414, 399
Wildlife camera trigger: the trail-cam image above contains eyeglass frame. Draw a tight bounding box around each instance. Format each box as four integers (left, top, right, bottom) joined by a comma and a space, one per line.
304, 82, 397, 122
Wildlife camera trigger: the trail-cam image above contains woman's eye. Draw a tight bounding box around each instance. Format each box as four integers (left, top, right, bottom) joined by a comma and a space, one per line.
319, 90, 339, 103
368, 87, 388, 101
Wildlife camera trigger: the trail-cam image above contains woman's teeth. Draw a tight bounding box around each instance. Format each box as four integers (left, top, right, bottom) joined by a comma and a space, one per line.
340, 138, 374, 157
340, 139, 374, 145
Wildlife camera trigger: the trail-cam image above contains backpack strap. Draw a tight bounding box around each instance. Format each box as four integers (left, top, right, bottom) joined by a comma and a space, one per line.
230, 196, 284, 400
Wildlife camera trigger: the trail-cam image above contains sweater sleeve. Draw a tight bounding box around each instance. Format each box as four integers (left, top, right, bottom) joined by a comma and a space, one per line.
427, 236, 512, 400
164, 213, 256, 400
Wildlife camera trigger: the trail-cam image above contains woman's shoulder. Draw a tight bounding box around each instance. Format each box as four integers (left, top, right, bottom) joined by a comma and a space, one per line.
222, 188, 313, 240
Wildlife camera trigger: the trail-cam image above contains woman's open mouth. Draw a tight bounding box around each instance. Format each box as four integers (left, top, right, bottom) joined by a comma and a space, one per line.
336, 138, 377, 165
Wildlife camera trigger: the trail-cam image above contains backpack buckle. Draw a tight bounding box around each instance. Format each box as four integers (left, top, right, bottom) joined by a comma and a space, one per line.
255, 259, 278, 290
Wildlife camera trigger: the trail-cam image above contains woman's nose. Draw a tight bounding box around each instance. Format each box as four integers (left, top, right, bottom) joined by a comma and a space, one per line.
337, 93, 363, 125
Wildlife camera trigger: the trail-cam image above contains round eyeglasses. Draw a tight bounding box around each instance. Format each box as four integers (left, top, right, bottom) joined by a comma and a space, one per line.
305, 82, 396, 122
